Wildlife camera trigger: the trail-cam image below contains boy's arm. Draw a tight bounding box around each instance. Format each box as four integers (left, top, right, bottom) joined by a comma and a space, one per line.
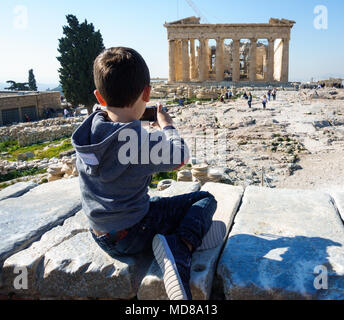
139, 104, 190, 174
147, 125, 190, 173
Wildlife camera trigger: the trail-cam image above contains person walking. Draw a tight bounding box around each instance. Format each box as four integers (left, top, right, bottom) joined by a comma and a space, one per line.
248, 92, 253, 108
272, 88, 277, 101
262, 95, 267, 109
267, 90, 272, 101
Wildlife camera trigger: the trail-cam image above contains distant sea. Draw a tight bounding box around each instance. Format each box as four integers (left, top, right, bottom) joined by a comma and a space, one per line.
0, 83, 60, 91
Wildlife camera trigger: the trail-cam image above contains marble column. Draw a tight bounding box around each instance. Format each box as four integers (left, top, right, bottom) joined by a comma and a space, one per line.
281, 38, 290, 82
190, 39, 196, 80
182, 39, 190, 82
249, 38, 257, 82
204, 40, 210, 79
232, 39, 240, 82
267, 38, 275, 82
199, 39, 208, 82
168, 40, 176, 82
177, 40, 183, 81
215, 38, 225, 82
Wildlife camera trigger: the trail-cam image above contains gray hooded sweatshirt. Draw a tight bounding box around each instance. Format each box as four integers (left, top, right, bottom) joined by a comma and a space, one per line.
71, 111, 189, 233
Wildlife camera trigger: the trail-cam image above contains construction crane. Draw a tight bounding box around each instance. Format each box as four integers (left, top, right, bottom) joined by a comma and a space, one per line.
184, 0, 210, 24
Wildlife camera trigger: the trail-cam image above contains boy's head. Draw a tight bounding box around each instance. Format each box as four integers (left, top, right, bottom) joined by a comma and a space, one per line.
93, 47, 151, 109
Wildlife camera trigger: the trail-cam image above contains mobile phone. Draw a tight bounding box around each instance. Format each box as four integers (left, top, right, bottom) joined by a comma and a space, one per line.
140, 106, 157, 122
140, 105, 168, 122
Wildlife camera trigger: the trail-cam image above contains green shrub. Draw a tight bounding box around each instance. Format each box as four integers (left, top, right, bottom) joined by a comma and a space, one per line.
0, 168, 47, 183
150, 171, 178, 188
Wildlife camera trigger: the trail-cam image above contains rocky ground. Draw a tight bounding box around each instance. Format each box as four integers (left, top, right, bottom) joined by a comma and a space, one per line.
1, 87, 343, 191
157, 88, 344, 190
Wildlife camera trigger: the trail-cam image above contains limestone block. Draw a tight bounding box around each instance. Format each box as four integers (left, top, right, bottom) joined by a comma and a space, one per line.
47, 164, 63, 175
217, 187, 344, 300
328, 190, 344, 221
0, 178, 81, 265
157, 179, 176, 191
137, 183, 244, 300
0, 181, 38, 201
1, 211, 152, 299
149, 181, 201, 198
61, 163, 73, 176
177, 170, 193, 182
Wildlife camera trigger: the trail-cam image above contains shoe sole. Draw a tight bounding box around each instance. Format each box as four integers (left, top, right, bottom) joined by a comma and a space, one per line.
197, 220, 227, 251
152, 234, 188, 300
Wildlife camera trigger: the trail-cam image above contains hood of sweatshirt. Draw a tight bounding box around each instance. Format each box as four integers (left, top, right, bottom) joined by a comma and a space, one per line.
71, 111, 143, 179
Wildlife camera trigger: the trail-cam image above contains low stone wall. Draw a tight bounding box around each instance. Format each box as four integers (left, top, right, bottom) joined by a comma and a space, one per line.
0, 117, 85, 146
0, 179, 343, 300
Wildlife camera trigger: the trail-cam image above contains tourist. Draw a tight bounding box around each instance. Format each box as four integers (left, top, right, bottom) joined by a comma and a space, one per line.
262, 95, 267, 109
267, 90, 272, 101
243, 91, 248, 100
220, 95, 225, 103
63, 108, 69, 118
248, 92, 253, 108
71, 47, 220, 301
272, 88, 277, 101
24, 114, 31, 122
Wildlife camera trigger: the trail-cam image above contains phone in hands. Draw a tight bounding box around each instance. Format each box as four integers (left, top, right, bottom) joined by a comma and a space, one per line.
140, 105, 168, 122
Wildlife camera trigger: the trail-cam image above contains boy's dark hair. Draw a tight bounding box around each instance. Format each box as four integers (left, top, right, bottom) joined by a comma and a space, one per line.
93, 47, 150, 108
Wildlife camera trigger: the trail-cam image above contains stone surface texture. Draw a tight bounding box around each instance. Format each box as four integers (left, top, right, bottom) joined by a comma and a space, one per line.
0, 181, 38, 201
217, 186, 344, 300
0, 178, 81, 264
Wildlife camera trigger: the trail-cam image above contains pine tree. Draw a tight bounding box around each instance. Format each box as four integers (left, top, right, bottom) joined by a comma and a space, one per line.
57, 15, 105, 115
5, 80, 29, 91
28, 69, 38, 91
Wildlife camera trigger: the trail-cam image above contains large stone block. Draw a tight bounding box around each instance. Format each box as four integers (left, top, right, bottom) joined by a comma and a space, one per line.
328, 190, 344, 221
0, 178, 81, 265
137, 183, 244, 300
1, 211, 152, 299
217, 187, 344, 300
0, 181, 38, 201
148, 181, 201, 198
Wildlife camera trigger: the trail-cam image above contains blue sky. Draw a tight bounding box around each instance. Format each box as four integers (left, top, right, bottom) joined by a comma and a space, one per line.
0, 0, 343, 86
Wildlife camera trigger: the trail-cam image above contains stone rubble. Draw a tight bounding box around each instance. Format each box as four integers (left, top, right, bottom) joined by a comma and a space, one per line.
47, 155, 78, 182
0, 117, 85, 147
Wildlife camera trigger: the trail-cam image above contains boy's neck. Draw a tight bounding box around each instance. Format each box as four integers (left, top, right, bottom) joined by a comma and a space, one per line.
106, 106, 138, 123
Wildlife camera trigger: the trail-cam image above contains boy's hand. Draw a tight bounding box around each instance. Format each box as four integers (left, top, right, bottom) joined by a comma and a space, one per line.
154, 103, 173, 130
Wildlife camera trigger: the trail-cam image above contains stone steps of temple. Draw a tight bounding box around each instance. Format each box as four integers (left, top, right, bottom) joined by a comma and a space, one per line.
0, 179, 343, 300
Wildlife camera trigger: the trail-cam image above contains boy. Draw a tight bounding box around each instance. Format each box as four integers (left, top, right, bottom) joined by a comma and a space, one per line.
72, 47, 223, 300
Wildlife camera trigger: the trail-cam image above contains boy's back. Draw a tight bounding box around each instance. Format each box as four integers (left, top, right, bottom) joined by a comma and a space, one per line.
72, 110, 188, 234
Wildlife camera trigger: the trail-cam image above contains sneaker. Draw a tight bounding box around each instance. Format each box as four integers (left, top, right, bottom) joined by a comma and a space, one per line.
152, 234, 192, 300
196, 220, 227, 251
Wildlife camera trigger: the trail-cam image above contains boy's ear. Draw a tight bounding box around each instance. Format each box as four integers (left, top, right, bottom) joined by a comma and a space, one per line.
142, 86, 151, 103
94, 90, 107, 106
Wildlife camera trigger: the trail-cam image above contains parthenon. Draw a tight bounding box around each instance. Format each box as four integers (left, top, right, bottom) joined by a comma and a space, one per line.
164, 17, 295, 83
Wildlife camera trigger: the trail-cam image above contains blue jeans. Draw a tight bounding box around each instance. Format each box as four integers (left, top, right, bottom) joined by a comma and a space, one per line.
91, 191, 217, 257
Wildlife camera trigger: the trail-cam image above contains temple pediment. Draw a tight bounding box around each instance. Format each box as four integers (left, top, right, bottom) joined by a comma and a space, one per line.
269, 18, 296, 26
166, 16, 201, 26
